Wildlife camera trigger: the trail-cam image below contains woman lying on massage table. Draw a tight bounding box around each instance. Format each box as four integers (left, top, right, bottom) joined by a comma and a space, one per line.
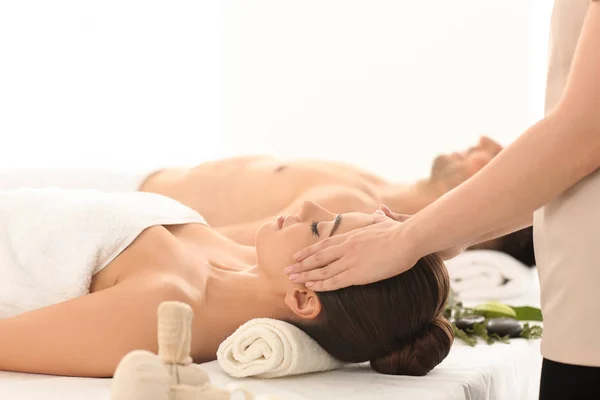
0, 192, 453, 379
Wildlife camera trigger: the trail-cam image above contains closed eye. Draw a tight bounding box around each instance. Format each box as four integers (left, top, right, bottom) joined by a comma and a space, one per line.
310, 221, 320, 237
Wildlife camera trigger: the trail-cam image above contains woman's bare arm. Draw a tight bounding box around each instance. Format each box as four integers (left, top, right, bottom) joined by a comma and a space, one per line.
0, 279, 185, 377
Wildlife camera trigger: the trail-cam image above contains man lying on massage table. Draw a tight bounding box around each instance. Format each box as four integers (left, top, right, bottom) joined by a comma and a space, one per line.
139, 136, 535, 266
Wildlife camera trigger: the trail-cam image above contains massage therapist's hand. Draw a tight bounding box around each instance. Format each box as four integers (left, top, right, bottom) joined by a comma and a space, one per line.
286, 206, 420, 291
379, 206, 465, 261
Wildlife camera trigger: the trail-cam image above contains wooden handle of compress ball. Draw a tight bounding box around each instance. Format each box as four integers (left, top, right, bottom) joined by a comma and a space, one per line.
158, 301, 194, 365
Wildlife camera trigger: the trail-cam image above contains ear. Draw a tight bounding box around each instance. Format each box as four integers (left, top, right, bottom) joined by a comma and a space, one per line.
284, 287, 321, 321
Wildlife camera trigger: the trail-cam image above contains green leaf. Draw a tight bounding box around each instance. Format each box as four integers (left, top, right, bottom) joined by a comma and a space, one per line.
452, 323, 477, 346
489, 333, 510, 344
469, 321, 495, 345
509, 306, 543, 322
520, 323, 543, 339
472, 302, 517, 319
446, 298, 543, 347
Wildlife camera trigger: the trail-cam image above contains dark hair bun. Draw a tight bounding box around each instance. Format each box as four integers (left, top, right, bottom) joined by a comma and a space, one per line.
370, 315, 454, 376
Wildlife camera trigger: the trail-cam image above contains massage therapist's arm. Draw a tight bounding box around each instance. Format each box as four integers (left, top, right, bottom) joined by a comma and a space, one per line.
290, 4, 600, 290
405, 4, 600, 258
0, 279, 182, 377
381, 207, 534, 255
463, 213, 534, 249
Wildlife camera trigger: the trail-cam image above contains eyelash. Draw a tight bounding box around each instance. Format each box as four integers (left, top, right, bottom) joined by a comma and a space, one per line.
310, 221, 320, 237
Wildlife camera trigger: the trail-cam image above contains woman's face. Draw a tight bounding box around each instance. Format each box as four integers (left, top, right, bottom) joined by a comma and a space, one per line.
255, 201, 375, 280
430, 136, 503, 189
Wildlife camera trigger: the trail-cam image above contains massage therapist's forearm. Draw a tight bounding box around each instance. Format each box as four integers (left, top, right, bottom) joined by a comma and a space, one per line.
467, 213, 533, 248
473, 212, 534, 246
403, 111, 599, 258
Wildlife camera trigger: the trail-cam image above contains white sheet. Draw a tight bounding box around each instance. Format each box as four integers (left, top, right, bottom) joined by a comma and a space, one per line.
0, 338, 542, 400
0, 168, 157, 192
206, 339, 542, 400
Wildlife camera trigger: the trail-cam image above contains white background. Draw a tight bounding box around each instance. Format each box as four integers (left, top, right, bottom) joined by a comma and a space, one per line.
0, 1, 554, 182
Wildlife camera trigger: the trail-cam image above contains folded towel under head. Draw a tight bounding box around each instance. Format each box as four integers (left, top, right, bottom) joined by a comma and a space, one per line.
217, 318, 343, 378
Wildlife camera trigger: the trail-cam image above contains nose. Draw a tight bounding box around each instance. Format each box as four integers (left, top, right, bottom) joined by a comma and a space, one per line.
479, 136, 503, 155
282, 214, 299, 229
298, 201, 331, 222
298, 201, 318, 222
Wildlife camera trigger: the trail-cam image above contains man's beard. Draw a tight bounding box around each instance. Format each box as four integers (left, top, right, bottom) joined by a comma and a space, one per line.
430, 155, 453, 182
429, 155, 468, 190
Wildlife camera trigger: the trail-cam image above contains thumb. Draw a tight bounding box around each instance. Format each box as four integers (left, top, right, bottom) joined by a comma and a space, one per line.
379, 204, 393, 214
379, 204, 400, 219
372, 209, 388, 223
379, 205, 411, 222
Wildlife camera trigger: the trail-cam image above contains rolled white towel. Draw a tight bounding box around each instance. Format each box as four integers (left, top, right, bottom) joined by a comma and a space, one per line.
217, 318, 343, 378
445, 250, 536, 303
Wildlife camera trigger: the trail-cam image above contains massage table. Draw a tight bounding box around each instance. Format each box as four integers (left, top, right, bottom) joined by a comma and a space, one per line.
0, 263, 542, 399
0, 338, 541, 400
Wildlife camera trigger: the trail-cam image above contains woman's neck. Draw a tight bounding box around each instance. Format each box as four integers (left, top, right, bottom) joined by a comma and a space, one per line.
204, 265, 288, 320
198, 229, 288, 321
181, 223, 256, 270
190, 251, 289, 361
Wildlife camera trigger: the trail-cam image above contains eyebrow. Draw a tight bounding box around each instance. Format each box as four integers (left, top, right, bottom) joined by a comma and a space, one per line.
329, 214, 342, 237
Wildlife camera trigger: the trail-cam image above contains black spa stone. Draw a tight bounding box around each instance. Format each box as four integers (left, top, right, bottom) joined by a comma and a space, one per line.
454, 315, 485, 331
486, 317, 523, 338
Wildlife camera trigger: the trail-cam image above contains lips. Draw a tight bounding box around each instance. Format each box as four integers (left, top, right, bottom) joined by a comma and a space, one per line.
277, 215, 285, 229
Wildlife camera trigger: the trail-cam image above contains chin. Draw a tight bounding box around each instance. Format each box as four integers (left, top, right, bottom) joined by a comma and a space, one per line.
254, 220, 274, 247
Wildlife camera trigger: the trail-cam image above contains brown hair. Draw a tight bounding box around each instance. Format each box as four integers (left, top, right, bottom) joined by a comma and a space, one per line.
294, 254, 453, 376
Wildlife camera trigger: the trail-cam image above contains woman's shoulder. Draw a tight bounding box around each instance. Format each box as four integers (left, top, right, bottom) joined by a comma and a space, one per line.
92, 225, 202, 292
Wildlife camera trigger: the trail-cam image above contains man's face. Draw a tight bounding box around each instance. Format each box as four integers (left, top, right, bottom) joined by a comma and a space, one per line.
430, 136, 503, 190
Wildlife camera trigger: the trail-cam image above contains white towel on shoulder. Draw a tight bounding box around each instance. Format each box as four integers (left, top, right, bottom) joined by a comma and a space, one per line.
217, 318, 343, 378
0, 188, 206, 319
